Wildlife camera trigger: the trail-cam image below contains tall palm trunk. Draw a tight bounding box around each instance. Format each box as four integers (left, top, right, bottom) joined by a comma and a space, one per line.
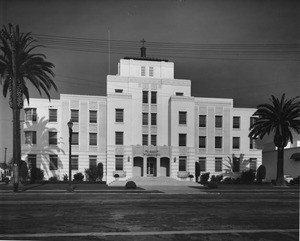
276, 147, 285, 186
12, 107, 21, 192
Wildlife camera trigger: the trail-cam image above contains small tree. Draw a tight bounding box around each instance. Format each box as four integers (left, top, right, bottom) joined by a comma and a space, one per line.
30, 167, 44, 183
224, 154, 247, 173
97, 163, 103, 181
19, 160, 28, 182
73, 172, 84, 181
256, 165, 266, 183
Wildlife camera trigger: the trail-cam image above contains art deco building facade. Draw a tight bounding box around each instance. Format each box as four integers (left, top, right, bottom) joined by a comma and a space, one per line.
21, 52, 262, 183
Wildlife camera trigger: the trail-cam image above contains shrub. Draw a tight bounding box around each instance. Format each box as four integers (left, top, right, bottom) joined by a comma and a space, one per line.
233, 177, 242, 184
256, 165, 266, 183
85, 166, 98, 181
216, 175, 223, 183
125, 181, 137, 189
30, 167, 44, 183
63, 174, 68, 181
49, 176, 59, 183
200, 172, 210, 184
73, 172, 84, 181
207, 181, 218, 189
222, 177, 233, 184
240, 170, 256, 184
114, 174, 119, 178
97, 163, 104, 181
188, 174, 194, 178
19, 160, 28, 182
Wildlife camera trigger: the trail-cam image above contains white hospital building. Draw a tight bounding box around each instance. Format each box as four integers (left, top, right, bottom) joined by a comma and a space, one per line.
20, 48, 262, 184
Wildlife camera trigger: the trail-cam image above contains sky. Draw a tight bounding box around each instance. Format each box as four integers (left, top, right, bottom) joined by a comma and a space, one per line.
0, 0, 299, 109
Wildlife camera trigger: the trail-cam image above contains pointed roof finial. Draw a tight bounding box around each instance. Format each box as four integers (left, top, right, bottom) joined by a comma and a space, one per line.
141, 38, 146, 47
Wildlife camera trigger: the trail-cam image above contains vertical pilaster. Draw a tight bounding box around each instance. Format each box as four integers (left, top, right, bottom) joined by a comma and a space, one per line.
143, 156, 147, 177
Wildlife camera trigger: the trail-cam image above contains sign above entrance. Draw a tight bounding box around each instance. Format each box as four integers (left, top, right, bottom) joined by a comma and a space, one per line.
144, 149, 159, 157
132, 145, 171, 158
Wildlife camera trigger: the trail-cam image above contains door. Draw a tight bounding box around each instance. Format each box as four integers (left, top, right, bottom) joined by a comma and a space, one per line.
147, 162, 154, 176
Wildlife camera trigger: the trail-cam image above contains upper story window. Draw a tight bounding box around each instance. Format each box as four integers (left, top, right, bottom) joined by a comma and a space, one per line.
115, 132, 124, 145
250, 117, 258, 127
142, 91, 148, 104
72, 132, 79, 145
215, 115, 223, 128
115, 89, 123, 93
89, 133, 97, 146
49, 131, 57, 145
199, 136, 206, 148
179, 111, 187, 125
115, 109, 124, 123
49, 109, 57, 122
49, 155, 58, 170
151, 135, 157, 146
89, 110, 97, 123
142, 113, 148, 125
199, 115, 206, 127
25, 131, 37, 144
232, 137, 240, 149
215, 136, 222, 149
141, 66, 146, 76
71, 109, 79, 123
149, 66, 154, 77
176, 92, 184, 96
179, 134, 187, 146
142, 134, 148, 146
151, 113, 157, 126
151, 91, 157, 104
233, 116, 240, 129
250, 137, 257, 149
25, 108, 37, 122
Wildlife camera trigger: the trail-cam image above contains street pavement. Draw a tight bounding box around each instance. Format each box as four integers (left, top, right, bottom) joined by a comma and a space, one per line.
0, 183, 299, 240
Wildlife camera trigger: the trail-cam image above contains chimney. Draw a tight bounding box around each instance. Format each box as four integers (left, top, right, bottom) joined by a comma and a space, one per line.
141, 46, 146, 57
140, 38, 146, 57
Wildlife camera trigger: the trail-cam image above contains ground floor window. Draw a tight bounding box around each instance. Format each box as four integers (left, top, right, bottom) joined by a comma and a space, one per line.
199, 157, 206, 172
115, 155, 123, 170
89, 155, 97, 168
27, 154, 37, 169
71, 155, 78, 170
250, 158, 257, 171
49, 155, 58, 170
179, 156, 187, 171
215, 157, 222, 172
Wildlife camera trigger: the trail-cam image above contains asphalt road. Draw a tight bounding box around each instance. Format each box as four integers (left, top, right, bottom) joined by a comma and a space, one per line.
0, 189, 299, 241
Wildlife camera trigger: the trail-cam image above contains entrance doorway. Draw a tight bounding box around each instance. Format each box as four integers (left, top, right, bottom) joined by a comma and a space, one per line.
160, 157, 170, 177
133, 157, 143, 177
147, 157, 156, 176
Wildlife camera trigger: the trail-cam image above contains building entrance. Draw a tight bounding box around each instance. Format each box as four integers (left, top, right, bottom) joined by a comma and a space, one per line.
147, 157, 156, 176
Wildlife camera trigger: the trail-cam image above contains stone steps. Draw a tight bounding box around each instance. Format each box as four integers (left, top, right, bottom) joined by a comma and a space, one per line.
108, 176, 200, 187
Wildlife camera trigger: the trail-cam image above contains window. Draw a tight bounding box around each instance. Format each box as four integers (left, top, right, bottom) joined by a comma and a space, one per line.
233, 116, 240, 128
115, 132, 123, 145
115, 155, 123, 170
179, 134, 187, 146
89, 110, 97, 123
215, 136, 222, 148
215, 115, 222, 128
149, 66, 154, 77
199, 157, 206, 172
72, 132, 79, 145
199, 136, 206, 148
25, 108, 37, 122
151, 113, 157, 125
142, 113, 148, 125
71, 155, 78, 170
115, 89, 123, 93
89, 133, 97, 146
49, 155, 58, 170
71, 109, 79, 122
25, 131, 37, 144
250, 117, 258, 127
141, 66, 146, 76
89, 155, 97, 168
143, 91, 148, 104
250, 137, 257, 149
49, 132, 57, 145
151, 91, 157, 104
199, 115, 206, 127
250, 158, 257, 171
233, 137, 240, 149
28, 154, 37, 169
179, 156, 187, 171
115, 109, 124, 122
215, 158, 222, 172
176, 92, 183, 96
143, 134, 148, 145
151, 135, 157, 146
179, 111, 187, 125
49, 109, 57, 122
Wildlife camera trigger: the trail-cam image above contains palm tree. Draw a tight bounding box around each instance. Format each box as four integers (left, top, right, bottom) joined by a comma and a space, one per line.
0, 24, 57, 191
249, 94, 300, 186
